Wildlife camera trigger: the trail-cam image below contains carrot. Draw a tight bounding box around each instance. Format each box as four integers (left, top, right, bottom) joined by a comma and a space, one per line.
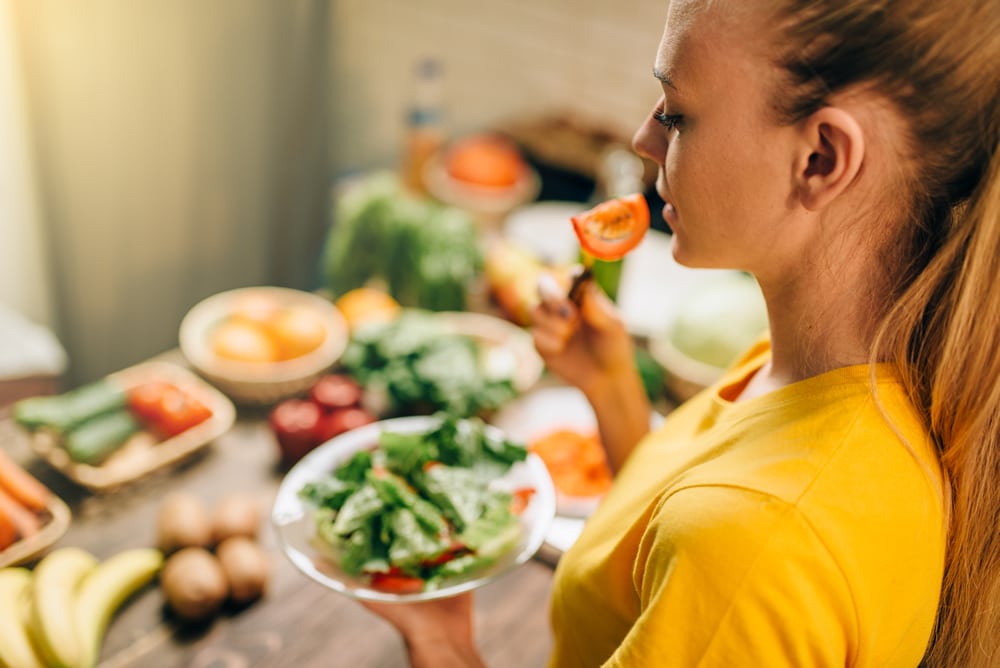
0, 450, 51, 511
0, 487, 42, 541
0, 505, 16, 550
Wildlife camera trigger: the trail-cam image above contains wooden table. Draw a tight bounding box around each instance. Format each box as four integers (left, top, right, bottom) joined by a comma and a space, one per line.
0, 393, 556, 667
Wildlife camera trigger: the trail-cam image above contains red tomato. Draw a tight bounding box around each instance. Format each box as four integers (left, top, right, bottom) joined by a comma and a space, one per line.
570, 193, 649, 261
510, 487, 536, 515
128, 381, 175, 423
269, 399, 325, 466
320, 407, 376, 440
309, 374, 362, 412
370, 570, 426, 594
127, 382, 212, 437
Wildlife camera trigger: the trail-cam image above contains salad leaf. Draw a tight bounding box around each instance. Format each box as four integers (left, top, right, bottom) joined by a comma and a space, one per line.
299, 415, 532, 592
339, 311, 518, 418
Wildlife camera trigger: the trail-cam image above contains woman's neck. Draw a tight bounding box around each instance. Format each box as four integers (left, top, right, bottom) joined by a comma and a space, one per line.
737, 250, 878, 402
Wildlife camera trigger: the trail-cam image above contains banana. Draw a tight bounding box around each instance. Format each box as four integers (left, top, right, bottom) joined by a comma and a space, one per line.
29, 547, 98, 668
0, 568, 45, 668
75, 548, 163, 668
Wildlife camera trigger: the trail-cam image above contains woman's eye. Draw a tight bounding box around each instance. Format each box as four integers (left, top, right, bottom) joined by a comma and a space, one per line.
653, 109, 683, 131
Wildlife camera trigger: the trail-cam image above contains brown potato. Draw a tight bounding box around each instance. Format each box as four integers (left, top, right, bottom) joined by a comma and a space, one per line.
210, 494, 261, 544
216, 536, 269, 604
160, 547, 229, 622
156, 492, 212, 553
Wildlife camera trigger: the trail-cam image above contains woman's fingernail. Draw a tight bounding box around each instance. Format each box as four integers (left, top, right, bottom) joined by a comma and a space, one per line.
558, 304, 571, 318
537, 273, 563, 302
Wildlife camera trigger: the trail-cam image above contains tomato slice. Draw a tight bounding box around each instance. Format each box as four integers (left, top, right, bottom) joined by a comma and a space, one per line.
370, 570, 426, 594
570, 193, 649, 261
510, 487, 536, 515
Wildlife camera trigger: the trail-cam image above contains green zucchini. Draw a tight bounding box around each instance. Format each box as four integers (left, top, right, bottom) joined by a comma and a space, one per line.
63, 409, 141, 465
13, 380, 127, 433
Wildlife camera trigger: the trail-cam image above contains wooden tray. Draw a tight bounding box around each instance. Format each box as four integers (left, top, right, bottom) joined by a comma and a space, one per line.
0, 493, 71, 567
27, 360, 236, 492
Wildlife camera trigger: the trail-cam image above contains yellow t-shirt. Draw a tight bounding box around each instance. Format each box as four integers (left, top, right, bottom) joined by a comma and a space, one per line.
549, 341, 946, 667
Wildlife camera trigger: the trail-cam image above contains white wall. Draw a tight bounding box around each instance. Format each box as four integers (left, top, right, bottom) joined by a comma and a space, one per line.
12, 0, 330, 385
326, 0, 668, 175
0, 0, 53, 329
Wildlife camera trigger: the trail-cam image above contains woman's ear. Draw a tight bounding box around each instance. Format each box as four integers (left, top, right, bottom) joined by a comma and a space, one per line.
795, 107, 865, 211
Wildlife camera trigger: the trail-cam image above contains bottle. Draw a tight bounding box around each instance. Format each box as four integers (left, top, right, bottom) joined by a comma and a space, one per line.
585, 147, 646, 301
400, 58, 445, 196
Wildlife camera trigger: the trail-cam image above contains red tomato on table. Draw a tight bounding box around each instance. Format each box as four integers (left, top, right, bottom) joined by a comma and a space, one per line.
570, 193, 650, 261
127, 382, 213, 437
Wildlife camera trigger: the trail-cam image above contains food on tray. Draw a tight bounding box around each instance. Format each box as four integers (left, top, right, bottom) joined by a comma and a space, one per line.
322, 172, 481, 312
14, 377, 214, 466
443, 134, 528, 189
209, 296, 328, 364
528, 428, 612, 499
0, 451, 52, 551
298, 415, 531, 594
570, 193, 650, 262
269, 374, 377, 466
338, 310, 518, 419
127, 381, 213, 438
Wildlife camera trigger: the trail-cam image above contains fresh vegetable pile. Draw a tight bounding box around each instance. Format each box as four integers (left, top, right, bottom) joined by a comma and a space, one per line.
269, 374, 377, 467
0, 450, 53, 553
339, 310, 517, 418
13, 379, 212, 465
322, 172, 481, 312
298, 415, 532, 594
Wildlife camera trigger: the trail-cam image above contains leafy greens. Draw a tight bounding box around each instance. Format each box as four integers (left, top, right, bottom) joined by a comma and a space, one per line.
299, 414, 530, 592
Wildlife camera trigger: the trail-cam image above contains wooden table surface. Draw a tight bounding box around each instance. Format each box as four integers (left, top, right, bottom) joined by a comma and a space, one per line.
0, 391, 557, 668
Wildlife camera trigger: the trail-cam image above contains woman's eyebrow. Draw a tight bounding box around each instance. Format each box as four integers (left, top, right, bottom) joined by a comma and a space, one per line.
653, 67, 678, 91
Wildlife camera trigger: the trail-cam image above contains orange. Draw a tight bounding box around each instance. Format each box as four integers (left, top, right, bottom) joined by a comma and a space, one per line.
267, 307, 327, 360
211, 319, 278, 363
445, 135, 526, 188
335, 288, 400, 331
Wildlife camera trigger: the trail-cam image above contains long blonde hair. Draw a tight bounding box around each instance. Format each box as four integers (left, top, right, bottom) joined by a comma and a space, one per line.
767, 1, 1000, 665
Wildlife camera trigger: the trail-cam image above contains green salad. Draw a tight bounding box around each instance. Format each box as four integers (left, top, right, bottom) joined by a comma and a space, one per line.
298, 415, 531, 594
340, 310, 518, 418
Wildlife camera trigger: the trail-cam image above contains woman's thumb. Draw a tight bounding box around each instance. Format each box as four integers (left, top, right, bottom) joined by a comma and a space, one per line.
579, 280, 621, 331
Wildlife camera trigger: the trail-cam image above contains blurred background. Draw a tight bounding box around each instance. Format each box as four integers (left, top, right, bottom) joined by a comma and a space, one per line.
0, 0, 667, 389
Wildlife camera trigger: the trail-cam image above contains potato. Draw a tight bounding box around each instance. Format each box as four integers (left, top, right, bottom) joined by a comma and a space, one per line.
216, 537, 269, 604
210, 494, 261, 544
160, 547, 229, 622
157, 492, 212, 553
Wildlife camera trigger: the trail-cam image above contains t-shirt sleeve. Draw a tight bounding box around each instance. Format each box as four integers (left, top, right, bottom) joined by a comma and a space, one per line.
603, 485, 858, 667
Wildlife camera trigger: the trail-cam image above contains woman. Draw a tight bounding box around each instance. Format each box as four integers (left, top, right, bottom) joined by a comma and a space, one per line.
367, 0, 1000, 665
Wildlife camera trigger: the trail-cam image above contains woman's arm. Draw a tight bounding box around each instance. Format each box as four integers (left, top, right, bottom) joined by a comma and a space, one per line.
362, 593, 486, 668
532, 276, 651, 472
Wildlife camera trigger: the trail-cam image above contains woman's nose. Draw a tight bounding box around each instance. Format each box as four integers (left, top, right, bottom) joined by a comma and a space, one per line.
632, 99, 667, 165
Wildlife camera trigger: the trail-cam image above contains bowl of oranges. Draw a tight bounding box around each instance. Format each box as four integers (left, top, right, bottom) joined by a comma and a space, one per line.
179, 287, 350, 405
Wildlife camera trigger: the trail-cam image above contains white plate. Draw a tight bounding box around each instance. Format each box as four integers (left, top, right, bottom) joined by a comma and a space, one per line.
272, 415, 556, 603
490, 386, 605, 519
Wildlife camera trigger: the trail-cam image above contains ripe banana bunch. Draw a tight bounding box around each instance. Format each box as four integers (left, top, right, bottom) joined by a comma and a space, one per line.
0, 546, 162, 668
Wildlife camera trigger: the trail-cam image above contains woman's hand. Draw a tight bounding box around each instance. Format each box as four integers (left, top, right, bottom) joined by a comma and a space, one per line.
532, 273, 635, 396
361, 592, 486, 668
532, 273, 652, 472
